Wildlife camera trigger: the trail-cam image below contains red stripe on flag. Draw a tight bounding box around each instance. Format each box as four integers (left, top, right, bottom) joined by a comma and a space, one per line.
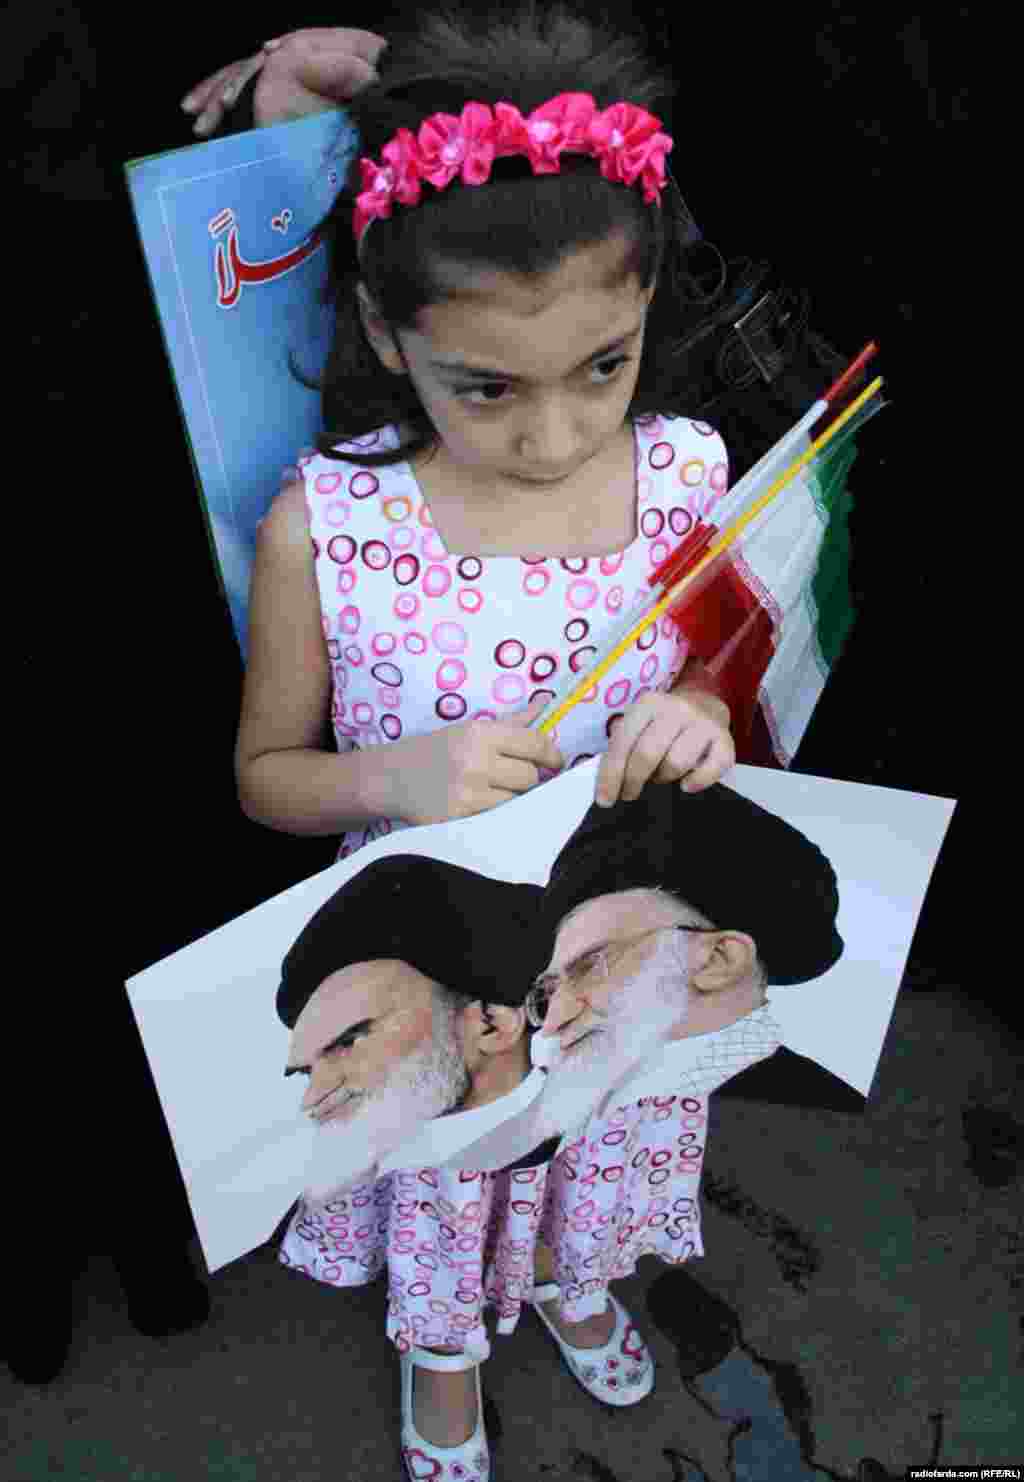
667, 559, 781, 768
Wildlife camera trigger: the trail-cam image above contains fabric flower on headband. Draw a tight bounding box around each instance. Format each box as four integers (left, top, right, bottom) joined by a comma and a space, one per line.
419, 101, 499, 188
589, 101, 673, 199
492, 92, 602, 172
353, 91, 674, 244
354, 127, 425, 235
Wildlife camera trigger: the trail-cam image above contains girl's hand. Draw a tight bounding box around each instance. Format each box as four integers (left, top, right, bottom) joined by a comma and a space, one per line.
181, 29, 388, 136
595, 690, 735, 806
384, 696, 565, 828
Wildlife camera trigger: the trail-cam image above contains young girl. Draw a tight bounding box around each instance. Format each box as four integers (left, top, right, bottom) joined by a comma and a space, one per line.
212, 5, 856, 1476
234, 9, 756, 863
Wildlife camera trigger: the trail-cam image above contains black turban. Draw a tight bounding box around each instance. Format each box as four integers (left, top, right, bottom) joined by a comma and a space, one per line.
540, 781, 843, 986
277, 854, 547, 1028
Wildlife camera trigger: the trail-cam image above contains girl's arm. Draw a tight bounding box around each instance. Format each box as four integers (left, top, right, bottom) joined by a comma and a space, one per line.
235, 482, 393, 837
238, 485, 565, 834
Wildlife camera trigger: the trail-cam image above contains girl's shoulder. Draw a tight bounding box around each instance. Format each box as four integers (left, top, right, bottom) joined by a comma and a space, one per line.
257, 478, 312, 555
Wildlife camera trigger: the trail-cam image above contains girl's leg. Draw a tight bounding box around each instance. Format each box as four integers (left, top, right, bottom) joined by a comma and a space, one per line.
534, 1238, 558, 1285
533, 1240, 616, 1348
411, 1345, 480, 1448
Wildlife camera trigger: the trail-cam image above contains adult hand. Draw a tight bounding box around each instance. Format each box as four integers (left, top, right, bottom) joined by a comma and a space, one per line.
180, 29, 388, 136
594, 690, 735, 806
386, 696, 566, 827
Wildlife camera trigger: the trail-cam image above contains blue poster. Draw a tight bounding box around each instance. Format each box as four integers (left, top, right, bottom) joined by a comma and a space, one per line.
124, 110, 359, 659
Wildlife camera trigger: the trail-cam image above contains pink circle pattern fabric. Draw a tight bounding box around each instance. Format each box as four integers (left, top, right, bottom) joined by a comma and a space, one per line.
296, 413, 730, 863
279, 1096, 707, 1358
278, 1008, 783, 1357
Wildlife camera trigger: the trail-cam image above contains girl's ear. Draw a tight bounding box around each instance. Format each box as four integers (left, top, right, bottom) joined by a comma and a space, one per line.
355, 283, 406, 375
355, 281, 383, 322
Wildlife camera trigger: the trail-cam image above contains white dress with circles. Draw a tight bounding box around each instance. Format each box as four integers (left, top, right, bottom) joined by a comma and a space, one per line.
297, 412, 730, 861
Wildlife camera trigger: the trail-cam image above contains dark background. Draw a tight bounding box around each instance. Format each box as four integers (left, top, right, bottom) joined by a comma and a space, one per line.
15, 3, 980, 1257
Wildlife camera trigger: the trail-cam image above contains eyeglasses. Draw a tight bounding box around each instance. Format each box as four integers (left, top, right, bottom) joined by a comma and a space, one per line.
525, 923, 714, 1029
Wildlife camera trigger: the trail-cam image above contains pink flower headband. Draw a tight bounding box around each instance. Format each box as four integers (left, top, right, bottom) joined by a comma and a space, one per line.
353, 90, 674, 248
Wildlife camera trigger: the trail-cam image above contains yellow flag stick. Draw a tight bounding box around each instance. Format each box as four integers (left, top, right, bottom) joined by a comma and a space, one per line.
537, 373, 884, 735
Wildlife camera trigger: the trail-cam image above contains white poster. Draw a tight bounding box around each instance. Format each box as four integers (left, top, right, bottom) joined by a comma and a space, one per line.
125, 761, 955, 1275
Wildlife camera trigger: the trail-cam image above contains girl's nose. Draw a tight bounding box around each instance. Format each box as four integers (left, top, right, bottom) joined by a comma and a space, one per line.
522, 404, 584, 464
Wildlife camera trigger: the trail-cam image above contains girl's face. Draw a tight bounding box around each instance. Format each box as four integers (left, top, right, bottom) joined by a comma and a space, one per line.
358, 234, 657, 491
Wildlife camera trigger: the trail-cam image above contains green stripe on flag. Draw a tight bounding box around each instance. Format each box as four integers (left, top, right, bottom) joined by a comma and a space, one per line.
805, 436, 859, 673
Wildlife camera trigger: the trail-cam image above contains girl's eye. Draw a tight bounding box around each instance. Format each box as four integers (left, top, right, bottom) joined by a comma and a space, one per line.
453, 354, 634, 407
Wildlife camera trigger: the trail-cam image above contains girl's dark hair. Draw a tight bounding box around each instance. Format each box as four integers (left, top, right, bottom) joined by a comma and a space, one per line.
289, 0, 852, 482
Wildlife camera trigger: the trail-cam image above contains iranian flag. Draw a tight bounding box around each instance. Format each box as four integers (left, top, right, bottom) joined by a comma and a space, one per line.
670, 422, 860, 769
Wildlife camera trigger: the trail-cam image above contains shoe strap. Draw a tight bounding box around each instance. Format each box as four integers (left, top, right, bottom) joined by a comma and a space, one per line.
411, 1340, 490, 1372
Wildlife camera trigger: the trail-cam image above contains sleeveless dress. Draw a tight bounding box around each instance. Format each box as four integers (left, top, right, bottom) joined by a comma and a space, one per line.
278, 412, 778, 1353
295, 411, 730, 862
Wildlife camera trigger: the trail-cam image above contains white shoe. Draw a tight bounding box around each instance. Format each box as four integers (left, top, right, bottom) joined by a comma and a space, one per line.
399, 1339, 491, 1481
530, 1282, 655, 1408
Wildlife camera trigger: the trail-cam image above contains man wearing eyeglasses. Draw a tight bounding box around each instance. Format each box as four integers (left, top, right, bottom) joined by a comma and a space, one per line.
376, 777, 843, 1184
516, 775, 845, 1334
521, 896, 765, 1138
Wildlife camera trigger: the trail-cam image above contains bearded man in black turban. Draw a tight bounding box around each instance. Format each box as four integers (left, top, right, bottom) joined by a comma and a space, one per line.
278, 856, 551, 1199
518, 777, 844, 1135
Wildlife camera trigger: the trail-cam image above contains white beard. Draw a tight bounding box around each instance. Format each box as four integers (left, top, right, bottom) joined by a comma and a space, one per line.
532, 929, 694, 1141
303, 990, 471, 1202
